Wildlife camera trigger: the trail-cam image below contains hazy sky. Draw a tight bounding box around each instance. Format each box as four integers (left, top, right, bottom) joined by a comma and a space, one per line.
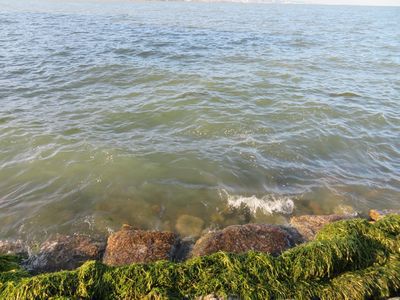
302, 0, 400, 5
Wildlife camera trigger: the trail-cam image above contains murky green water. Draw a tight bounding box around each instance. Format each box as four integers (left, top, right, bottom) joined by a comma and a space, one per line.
0, 0, 399, 241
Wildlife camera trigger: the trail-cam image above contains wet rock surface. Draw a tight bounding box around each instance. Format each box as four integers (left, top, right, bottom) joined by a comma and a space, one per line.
172, 237, 194, 262
24, 234, 105, 273
333, 204, 357, 215
6, 209, 396, 274
369, 209, 400, 221
0, 240, 29, 256
103, 224, 178, 266
290, 214, 356, 241
191, 224, 296, 257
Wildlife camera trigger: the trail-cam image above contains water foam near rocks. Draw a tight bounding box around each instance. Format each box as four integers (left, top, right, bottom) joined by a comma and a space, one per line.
219, 189, 295, 215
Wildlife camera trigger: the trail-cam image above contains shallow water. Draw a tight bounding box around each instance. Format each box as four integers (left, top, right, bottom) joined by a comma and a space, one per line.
0, 0, 399, 241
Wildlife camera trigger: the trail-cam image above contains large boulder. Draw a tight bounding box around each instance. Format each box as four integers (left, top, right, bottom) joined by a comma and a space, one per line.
24, 234, 105, 273
103, 225, 178, 266
191, 224, 298, 257
369, 209, 400, 221
290, 214, 355, 241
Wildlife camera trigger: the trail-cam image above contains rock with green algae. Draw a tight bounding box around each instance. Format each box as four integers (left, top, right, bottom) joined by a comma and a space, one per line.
290, 213, 356, 241
370, 209, 400, 221
24, 234, 105, 273
0, 215, 400, 300
191, 224, 300, 257
102, 224, 178, 266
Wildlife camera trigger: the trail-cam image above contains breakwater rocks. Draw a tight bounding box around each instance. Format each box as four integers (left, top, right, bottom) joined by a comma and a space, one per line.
0, 209, 400, 299
1, 209, 398, 274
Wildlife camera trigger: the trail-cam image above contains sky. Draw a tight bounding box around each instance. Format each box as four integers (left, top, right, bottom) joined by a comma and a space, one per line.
300, 0, 400, 5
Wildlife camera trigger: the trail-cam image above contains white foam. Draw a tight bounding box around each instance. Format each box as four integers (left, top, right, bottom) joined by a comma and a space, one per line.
219, 189, 294, 215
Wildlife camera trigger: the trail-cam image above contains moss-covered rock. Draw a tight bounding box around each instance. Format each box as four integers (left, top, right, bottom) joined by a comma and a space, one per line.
0, 215, 399, 299
290, 213, 356, 241
370, 209, 400, 221
24, 234, 105, 273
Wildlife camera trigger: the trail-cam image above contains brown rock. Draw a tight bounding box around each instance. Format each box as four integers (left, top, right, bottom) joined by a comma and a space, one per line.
0, 240, 28, 256
290, 214, 355, 241
369, 209, 400, 221
191, 224, 296, 257
25, 234, 105, 273
103, 225, 178, 266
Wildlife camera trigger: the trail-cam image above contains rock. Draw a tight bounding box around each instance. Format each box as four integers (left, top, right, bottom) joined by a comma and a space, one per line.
333, 204, 356, 215
211, 203, 252, 227
175, 215, 204, 237
103, 225, 178, 266
172, 237, 195, 262
308, 201, 324, 215
369, 209, 400, 221
24, 234, 105, 273
290, 214, 355, 241
0, 240, 29, 256
191, 224, 296, 257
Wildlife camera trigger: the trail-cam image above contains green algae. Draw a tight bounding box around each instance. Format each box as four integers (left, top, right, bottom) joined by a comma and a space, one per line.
1, 215, 399, 299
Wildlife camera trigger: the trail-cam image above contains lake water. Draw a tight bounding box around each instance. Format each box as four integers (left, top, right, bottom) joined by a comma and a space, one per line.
0, 0, 399, 241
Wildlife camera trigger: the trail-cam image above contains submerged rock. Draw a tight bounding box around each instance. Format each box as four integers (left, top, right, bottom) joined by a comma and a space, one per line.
308, 201, 325, 215
25, 234, 105, 273
103, 224, 178, 266
290, 214, 355, 241
369, 209, 400, 221
333, 204, 356, 215
175, 214, 204, 237
0, 240, 29, 256
191, 224, 296, 257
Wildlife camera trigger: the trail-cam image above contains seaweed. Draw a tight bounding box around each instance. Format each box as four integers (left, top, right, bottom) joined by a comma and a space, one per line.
1, 215, 399, 299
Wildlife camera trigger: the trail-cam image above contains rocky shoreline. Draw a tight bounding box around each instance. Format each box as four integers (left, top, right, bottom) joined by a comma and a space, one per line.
0, 209, 399, 299
0, 208, 398, 274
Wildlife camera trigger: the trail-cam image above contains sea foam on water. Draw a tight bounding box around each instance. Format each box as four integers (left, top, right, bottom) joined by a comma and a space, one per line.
219, 189, 295, 215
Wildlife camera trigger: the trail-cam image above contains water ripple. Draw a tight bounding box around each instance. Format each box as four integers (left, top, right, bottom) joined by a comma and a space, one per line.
0, 2, 399, 240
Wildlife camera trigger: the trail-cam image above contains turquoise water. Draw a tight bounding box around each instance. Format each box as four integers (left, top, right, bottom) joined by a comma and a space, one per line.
0, 0, 399, 241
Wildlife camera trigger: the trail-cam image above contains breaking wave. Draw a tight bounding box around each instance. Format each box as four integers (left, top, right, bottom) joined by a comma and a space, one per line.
219, 190, 295, 215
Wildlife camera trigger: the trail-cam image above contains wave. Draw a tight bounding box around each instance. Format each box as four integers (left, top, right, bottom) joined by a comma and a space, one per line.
219, 190, 295, 215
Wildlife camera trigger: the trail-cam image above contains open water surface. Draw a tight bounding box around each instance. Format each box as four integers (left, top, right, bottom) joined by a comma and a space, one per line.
0, 0, 399, 240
